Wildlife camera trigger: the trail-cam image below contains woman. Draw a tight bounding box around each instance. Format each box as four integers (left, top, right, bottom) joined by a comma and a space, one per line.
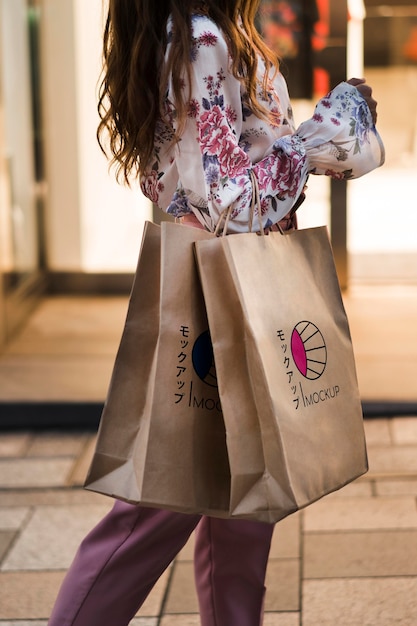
48, 1, 383, 625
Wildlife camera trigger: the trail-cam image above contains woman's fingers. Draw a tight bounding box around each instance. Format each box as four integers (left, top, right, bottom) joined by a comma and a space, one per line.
347, 78, 378, 123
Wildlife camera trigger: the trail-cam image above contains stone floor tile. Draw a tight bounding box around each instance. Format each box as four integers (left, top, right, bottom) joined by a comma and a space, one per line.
265, 559, 300, 612
164, 562, 198, 614
0, 355, 113, 402
375, 478, 417, 496
0, 434, 32, 458
326, 478, 373, 498
130, 619, 158, 626
177, 532, 195, 562
0, 532, 15, 562
0, 508, 30, 530
136, 570, 170, 617
391, 416, 417, 444
304, 530, 417, 578
0, 459, 75, 489
363, 418, 392, 446
263, 613, 300, 626
2, 505, 110, 570
160, 617, 200, 626
304, 496, 417, 531
67, 435, 97, 486
0, 571, 65, 619
26, 432, 89, 457
5, 297, 125, 356
270, 513, 300, 559
302, 577, 417, 626
367, 445, 417, 475
0, 488, 110, 507
0, 622, 47, 626
356, 356, 417, 402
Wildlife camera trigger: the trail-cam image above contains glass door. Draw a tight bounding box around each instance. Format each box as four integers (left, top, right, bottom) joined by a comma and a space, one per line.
0, 0, 46, 350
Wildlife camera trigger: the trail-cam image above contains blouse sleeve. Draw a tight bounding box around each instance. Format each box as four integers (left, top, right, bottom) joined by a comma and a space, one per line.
142, 20, 384, 234
291, 81, 385, 179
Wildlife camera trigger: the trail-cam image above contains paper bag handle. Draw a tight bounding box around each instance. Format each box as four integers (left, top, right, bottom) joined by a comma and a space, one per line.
214, 170, 265, 237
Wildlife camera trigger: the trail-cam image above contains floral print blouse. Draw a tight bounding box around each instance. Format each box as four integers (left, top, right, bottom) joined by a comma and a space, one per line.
140, 14, 385, 234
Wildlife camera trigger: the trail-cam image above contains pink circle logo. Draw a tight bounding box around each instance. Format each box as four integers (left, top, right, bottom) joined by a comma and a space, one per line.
291, 321, 327, 380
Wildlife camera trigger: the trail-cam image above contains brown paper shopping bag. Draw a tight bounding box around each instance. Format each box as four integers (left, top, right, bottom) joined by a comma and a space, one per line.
194, 226, 368, 523
85, 221, 230, 517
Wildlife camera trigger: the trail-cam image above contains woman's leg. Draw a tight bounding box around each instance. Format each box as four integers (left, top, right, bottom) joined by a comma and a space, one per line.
48, 500, 201, 626
194, 517, 274, 626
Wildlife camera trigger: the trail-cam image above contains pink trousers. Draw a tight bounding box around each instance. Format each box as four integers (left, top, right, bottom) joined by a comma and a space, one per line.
48, 500, 274, 626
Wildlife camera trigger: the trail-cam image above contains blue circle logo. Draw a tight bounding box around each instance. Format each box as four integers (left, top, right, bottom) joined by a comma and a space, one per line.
192, 331, 218, 388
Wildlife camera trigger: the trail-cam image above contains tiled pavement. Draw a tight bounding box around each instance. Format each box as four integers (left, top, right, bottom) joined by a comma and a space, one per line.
0, 419, 416, 625
0, 291, 417, 625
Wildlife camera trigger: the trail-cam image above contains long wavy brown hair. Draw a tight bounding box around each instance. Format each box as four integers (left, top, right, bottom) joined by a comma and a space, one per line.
97, 0, 278, 183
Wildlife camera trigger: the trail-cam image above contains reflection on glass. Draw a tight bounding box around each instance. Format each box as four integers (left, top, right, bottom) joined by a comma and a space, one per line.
257, 0, 319, 98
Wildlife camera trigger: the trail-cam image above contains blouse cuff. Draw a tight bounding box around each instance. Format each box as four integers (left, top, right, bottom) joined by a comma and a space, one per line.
272, 133, 307, 161
294, 82, 385, 180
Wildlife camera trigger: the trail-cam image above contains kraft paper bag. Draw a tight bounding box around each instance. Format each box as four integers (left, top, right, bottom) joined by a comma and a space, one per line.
194, 226, 368, 523
85, 221, 231, 517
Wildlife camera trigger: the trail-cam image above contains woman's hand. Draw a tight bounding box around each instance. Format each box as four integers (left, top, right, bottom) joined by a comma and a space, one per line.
180, 213, 205, 229
347, 78, 378, 124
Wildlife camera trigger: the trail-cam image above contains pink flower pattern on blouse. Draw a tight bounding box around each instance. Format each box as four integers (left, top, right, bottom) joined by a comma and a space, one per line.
140, 15, 384, 233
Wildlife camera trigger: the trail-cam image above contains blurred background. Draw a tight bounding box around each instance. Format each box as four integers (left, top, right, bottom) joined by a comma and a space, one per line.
0, 0, 416, 426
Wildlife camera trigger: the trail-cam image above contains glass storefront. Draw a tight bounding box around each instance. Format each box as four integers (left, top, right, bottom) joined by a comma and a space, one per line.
259, 1, 417, 284
348, 0, 417, 282
0, 0, 415, 351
